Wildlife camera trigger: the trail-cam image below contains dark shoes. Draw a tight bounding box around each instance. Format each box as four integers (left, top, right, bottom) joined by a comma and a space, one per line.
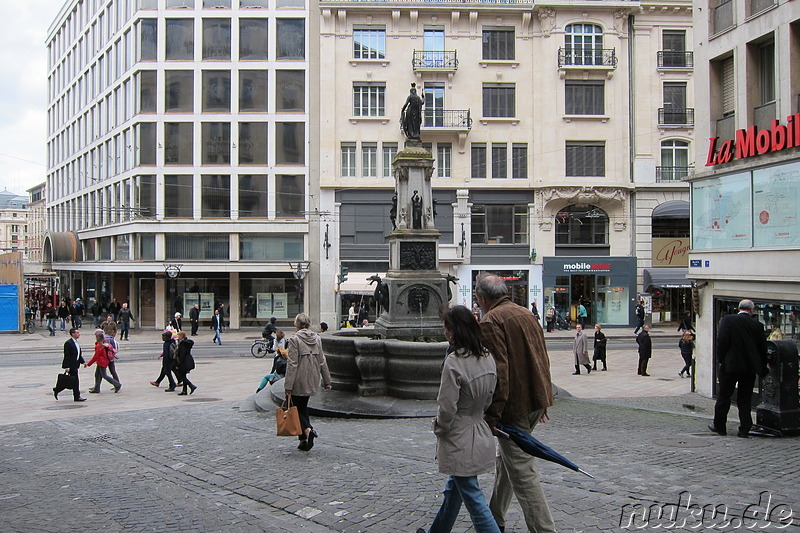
164, 388, 175, 392
114, 385, 122, 393
53, 388, 58, 400
150, 381, 159, 387
307, 430, 318, 450
88, 389, 98, 393
298, 440, 308, 451
190, 385, 197, 395
74, 397, 87, 402
641, 373, 651, 376
708, 424, 727, 436
572, 372, 581, 375
737, 430, 750, 438
177, 391, 188, 396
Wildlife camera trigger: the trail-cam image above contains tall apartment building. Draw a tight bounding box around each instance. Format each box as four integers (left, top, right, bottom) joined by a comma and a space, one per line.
316, 0, 694, 328
44, 0, 317, 329
688, 0, 800, 397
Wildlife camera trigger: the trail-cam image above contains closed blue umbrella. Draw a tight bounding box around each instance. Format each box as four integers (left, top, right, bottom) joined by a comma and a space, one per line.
496, 422, 594, 479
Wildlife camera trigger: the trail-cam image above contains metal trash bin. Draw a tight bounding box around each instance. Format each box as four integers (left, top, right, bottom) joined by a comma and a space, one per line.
756, 340, 800, 436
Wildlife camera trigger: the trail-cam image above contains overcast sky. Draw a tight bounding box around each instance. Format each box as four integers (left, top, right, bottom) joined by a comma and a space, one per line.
0, 1, 64, 196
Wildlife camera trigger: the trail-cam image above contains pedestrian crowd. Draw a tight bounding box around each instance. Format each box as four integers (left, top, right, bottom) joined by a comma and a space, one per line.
49, 282, 771, 532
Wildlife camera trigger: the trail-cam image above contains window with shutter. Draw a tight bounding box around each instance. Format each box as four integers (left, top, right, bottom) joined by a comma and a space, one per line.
721, 57, 735, 115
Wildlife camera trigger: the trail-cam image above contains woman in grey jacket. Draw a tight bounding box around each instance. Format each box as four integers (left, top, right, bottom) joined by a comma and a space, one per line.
284, 313, 332, 451
418, 305, 500, 533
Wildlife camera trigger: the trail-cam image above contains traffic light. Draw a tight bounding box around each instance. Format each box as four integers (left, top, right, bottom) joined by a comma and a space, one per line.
338, 265, 349, 285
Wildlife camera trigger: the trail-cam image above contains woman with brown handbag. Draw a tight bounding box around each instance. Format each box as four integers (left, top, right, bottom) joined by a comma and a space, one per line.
284, 314, 331, 451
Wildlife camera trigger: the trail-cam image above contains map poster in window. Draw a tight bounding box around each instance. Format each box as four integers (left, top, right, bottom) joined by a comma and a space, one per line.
199, 293, 215, 318
753, 161, 800, 247
183, 293, 199, 317
691, 172, 752, 250
256, 293, 272, 319
272, 293, 288, 319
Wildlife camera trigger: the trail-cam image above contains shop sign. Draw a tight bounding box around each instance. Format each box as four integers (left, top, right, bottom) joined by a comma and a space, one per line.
706, 114, 800, 166
562, 262, 611, 273
652, 238, 690, 267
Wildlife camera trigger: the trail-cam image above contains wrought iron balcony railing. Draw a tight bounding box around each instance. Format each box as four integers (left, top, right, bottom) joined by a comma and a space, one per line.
657, 51, 694, 69
658, 108, 695, 127
656, 166, 691, 182
558, 47, 617, 68
422, 109, 472, 130
412, 50, 458, 71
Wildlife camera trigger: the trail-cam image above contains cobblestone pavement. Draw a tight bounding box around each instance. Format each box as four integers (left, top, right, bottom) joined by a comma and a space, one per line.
2, 394, 799, 532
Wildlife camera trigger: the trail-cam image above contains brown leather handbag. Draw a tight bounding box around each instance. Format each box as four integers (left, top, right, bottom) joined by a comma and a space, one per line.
275, 394, 302, 436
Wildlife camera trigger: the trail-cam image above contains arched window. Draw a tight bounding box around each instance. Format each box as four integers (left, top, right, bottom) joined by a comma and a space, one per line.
659, 140, 690, 182
555, 205, 609, 251
565, 24, 603, 66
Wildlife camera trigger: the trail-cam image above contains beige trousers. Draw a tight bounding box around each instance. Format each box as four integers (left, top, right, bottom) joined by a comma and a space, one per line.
490, 408, 557, 532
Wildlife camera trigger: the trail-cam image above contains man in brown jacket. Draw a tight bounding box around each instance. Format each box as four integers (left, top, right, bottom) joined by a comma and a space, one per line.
477, 274, 556, 533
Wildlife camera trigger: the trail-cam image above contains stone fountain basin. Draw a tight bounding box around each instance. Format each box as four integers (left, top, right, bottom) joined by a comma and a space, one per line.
322, 331, 447, 400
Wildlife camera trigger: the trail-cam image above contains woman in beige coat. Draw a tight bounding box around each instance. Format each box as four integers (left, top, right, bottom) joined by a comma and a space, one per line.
417, 305, 500, 533
284, 313, 332, 451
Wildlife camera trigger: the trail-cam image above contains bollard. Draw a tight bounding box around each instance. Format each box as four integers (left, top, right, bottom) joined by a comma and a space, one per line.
756, 340, 800, 436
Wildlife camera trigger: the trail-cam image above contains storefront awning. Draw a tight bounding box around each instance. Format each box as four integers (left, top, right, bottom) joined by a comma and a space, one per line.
338, 273, 386, 295
643, 268, 691, 291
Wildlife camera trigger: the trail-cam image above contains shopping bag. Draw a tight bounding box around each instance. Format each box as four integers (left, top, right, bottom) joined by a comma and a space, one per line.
56, 372, 77, 391
275, 395, 302, 436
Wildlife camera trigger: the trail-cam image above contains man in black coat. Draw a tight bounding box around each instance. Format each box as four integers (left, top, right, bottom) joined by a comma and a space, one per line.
636, 325, 652, 376
54, 328, 86, 401
709, 299, 768, 438
189, 304, 200, 336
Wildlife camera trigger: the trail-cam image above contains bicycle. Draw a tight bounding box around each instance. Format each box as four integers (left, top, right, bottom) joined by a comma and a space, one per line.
250, 340, 275, 358
23, 316, 36, 334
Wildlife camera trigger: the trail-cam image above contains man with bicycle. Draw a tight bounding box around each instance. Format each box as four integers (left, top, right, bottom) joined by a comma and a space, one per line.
262, 317, 278, 351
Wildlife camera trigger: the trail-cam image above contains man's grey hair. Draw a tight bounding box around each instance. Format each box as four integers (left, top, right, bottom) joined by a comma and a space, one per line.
475, 273, 508, 301
738, 299, 755, 311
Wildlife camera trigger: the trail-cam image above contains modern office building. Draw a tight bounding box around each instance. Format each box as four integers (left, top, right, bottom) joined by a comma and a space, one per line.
316, 0, 694, 328
44, 0, 317, 329
688, 0, 800, 397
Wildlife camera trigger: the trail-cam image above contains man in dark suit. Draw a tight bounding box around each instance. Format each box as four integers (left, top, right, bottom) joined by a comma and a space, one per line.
636, 325, 652, 376
189, 304, 200, 336
54, 328, 86, 401
709, 299, 768, 438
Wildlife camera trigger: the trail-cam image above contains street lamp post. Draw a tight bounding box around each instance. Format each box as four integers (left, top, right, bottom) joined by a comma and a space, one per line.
164, 264, 181, 327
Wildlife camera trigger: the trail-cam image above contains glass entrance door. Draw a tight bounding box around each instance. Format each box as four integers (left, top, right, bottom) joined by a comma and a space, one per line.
570, 274, 595, 324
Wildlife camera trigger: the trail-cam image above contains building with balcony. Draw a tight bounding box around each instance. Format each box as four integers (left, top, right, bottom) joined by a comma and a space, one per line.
26, 183, 47, 266
45, 0, 317, 329
688, 0, 800, 397
316, 0, 694, 328
0, 190, 29, 258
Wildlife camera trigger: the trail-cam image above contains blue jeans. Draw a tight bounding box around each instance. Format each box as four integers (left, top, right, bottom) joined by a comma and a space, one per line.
428, 476, 500, 533
212, 328, 222, 344
120, 321, 130, 339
